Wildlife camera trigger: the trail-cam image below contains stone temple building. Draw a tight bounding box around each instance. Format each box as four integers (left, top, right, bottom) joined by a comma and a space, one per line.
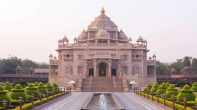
49, 8, 156, 91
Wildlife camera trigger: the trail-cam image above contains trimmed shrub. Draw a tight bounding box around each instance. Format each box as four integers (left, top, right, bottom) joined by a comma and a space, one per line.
150, 83, 159, 95
37, 83, 47, 98
166, 84, 178, 101
25, 84, 39, 101
9, 84, 26, 106
45, 83, 53, 96
191, 82, 197, 92
52, 83, 59, 94
156, 82, 169, 96
143, 84, 152, 94
0, 86, 10, 109
3, 82, 13, 92
177, 84, 196, 102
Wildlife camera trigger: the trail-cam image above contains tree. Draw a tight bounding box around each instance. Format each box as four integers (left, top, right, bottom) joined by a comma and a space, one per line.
0, 57, 22, 74
170, 59, 184, 74
183, 56, 192, 67
156, 62, 170, 75
192, 58, 197, 74
0, 57, 49, 74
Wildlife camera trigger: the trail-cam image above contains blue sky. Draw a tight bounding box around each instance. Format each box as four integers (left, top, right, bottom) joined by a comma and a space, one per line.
0, 0, 197, 63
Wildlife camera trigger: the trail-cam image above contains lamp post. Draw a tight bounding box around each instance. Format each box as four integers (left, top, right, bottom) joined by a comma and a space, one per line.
31, 96, 34, 106
163, 94, 166, 106
152, 54, 157, 82
19, 97, 23, 110
172, 95, 176, 110
161, 94, 166, 109
0, 100, 8, 110
183, 97, 187, 110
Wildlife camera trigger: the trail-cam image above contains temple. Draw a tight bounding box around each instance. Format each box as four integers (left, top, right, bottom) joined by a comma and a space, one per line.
49, 8, 156, 91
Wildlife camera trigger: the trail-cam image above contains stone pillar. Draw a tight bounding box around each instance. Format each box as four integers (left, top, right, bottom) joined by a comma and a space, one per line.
107, 39, 110, 46
108, 60, 112, 78
93, 59, 97, 77
84, 60, 87, 78
95, 40, 98, 46
117, 61, 121, 79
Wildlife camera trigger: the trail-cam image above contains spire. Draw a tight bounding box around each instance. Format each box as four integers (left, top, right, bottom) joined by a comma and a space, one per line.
101, 7, 105, 15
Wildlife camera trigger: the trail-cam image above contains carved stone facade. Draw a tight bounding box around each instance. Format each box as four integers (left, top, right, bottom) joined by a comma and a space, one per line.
49, 8, 156, 89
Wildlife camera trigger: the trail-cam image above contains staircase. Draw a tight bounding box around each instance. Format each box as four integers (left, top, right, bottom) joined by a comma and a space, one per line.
81, 77, 123, 92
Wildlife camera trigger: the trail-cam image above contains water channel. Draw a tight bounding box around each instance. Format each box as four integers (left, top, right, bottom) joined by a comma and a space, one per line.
86, 93, 118, 110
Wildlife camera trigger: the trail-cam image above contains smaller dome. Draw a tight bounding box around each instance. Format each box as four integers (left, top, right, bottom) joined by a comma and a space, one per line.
96, 29, 109, 39
137, 36, 144, 42
129, 37, 132, 41
62, 36, 69, 42
119, 30, 128, 40
78, 30, 87, 40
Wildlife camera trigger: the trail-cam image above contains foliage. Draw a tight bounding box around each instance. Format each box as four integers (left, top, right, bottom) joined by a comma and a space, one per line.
192, 58, 197, 73
143, 84, 152, 94
13, 92, 64, 110
177, 85, 196, 102
25, 84, 39, 101
52, 83, 59, 94
165, 84, 178, 100
9, 84, 26, 105
140, 92, 193, 110
155, 82, 169, 96
2, 82, 13, 91
176, 80, 187, 87
156, 62, 170, 75
0, 57, 22, 74
170, 59, 184, 73
183, 56, 192, 67
150, 83, 159, 95
191, 82, 197, 92
0, 86, 10, 109
0, 57, 48, 74
37, 83, 48, 98
0, 82, 62, 110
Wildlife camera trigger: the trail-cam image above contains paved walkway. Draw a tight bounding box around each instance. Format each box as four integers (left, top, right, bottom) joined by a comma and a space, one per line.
113, 92, 171, 110
32, 92, 171, 110
32, 92, 93, 110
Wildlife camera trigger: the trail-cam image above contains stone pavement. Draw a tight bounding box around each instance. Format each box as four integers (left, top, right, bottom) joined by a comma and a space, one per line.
32, 92, 93, 110
113, 92, 171, 110
32, 92, 171, 110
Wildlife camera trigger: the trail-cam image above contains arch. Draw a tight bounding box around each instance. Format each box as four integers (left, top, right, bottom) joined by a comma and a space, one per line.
98, 62, 107, 76
111, 63, 117, 76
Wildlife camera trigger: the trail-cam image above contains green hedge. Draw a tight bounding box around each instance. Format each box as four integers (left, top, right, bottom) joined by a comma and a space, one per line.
139, 92, 194, 110
13, 92, 65, 110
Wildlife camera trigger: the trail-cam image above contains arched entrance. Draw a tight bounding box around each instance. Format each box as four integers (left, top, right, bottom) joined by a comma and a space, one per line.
88, 68, 94, 76
111, 63, 117, 76
98, 62, 107, 76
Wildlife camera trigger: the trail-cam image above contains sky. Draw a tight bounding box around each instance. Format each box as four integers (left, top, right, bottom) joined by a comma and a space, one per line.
0, 0, 197, 63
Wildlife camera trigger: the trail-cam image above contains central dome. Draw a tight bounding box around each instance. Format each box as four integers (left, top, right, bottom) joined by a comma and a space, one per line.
88, 8, 118, 31
77, 8, 129, 42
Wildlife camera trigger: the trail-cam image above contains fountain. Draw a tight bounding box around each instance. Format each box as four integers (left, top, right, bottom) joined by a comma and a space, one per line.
85, 93, 119, 110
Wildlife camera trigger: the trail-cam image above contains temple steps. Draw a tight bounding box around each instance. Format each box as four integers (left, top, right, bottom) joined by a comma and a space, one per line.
81, 77, 123, 92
